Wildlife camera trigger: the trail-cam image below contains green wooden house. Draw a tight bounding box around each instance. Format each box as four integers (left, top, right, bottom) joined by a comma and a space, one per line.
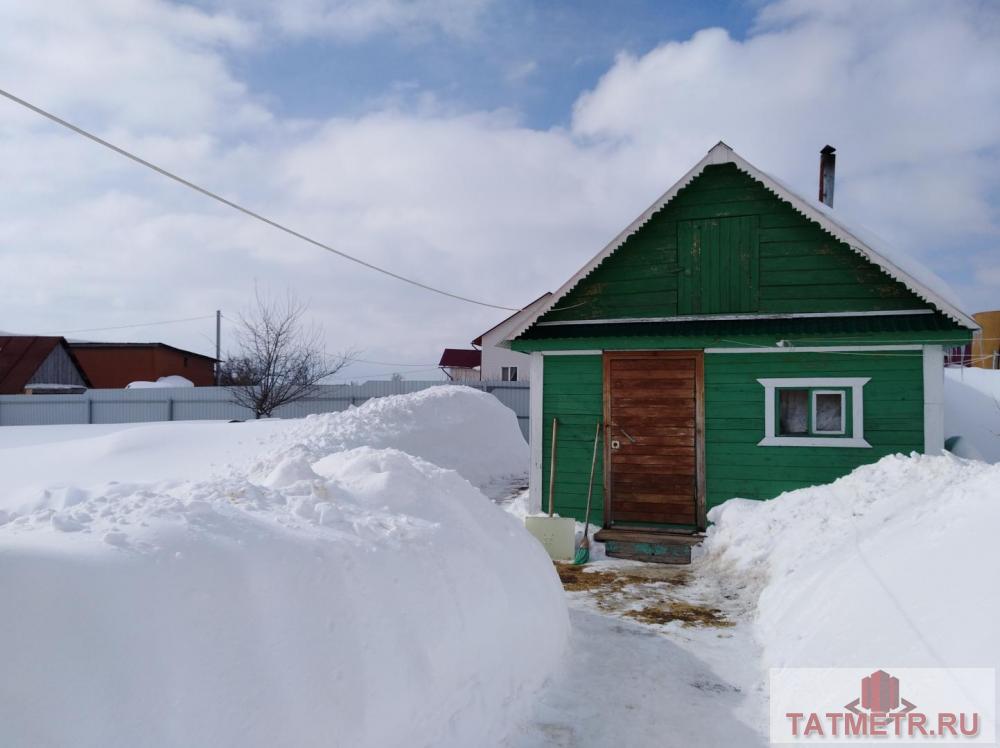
504, 143, 977, 559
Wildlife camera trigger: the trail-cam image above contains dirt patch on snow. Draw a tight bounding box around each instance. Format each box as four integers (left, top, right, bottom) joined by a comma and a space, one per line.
624, 602, 733, 628
555, 563, 689, 592
554, 562, 732, 629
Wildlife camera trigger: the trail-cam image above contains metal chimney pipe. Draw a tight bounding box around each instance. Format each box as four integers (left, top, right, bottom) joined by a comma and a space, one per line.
819, 145, 836, 207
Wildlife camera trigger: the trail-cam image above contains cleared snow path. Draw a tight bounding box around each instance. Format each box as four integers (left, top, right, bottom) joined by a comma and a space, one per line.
508, 559, 767, 747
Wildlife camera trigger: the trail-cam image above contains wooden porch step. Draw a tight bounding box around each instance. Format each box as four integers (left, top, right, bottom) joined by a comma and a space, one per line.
594, 528, 704, 565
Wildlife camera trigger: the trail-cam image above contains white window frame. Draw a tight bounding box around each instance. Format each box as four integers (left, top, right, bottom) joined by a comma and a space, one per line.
758, 377, 871, 448
811, 389, 846, 435
501, 366, 518, 382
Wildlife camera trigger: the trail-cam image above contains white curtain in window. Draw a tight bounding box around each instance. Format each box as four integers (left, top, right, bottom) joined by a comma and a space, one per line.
815, 393, 843, 432
779, 390, 808, 435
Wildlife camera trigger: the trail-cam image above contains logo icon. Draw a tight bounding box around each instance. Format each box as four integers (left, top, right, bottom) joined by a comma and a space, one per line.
845, 670, 916, 717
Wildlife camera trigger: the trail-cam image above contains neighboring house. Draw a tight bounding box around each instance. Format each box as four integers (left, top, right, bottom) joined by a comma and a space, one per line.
504, 142, 977, 560
438, 348, 481, 381
0, 336, 91, 394
69, 342, 216, 388
970, 311, 1000, 369
473, 293, 552, 382
946, 311, 1000, 368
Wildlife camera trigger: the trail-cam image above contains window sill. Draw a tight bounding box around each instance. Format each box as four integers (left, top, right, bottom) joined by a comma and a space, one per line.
757, 436, 871, 449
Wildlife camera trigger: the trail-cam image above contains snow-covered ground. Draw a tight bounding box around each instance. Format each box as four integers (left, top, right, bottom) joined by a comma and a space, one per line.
0, 387, 568, 747
508, 559, 765, 747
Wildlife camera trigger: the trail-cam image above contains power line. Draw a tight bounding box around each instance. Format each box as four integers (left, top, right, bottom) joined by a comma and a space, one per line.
50, 314, 216, 335
0, 87, 518, 313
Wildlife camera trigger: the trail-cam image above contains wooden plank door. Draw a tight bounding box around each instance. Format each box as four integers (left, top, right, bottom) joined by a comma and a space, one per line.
603, 351, 705, 529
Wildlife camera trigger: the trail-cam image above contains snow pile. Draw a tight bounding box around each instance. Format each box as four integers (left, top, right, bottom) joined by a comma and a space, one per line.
0, 420, 293, 515
126, 374, 195, 388
0, 390, 564, 747
702, 453, 1000, 674
252, 385, 528, 487
945, 367, 1000, 462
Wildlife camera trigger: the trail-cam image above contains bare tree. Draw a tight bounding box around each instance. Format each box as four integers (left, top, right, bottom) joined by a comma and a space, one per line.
220, 290, 353, 419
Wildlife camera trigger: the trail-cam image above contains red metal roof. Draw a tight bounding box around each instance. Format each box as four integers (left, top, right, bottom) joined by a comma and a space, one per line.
68, 342, 217, 361
0, 336, 91, 394
438, 348, 481, 368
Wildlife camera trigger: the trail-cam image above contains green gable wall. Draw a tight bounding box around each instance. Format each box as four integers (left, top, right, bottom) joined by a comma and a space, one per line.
703, 351, 924, 511
541, 355, 605, 527
538, 163, 930, 323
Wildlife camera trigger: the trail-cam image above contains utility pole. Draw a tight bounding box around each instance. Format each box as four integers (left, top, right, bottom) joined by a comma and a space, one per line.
215, 310, 222, 386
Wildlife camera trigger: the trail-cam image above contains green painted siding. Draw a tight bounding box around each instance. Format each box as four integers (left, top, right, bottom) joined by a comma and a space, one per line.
536, 347, 926, 523
704, 351, 924, 511
538, 163, 928, 324
541, 355, 605, 525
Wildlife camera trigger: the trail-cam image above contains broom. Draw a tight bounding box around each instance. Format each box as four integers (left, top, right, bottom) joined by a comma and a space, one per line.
573, 421, 602, 565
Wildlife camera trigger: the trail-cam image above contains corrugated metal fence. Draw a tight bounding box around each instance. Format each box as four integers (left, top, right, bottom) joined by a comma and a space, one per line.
0, 381, 531, 439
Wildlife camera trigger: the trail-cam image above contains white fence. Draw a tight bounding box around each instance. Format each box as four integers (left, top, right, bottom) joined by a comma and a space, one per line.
0, 381, 530, 439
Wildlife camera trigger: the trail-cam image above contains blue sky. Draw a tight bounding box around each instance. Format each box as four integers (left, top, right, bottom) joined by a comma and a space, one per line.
239, 1, 756, 129
0, 0, 997, 380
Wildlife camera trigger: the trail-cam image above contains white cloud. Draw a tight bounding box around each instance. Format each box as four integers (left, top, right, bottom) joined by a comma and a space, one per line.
0, 0, 997, 380
571, 0, 1000, 262
0, 0, 264, 135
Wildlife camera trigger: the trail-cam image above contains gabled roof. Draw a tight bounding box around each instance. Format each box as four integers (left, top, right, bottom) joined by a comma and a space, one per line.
0, 336, 92, 394
69, 341, 217, 361
438, 348, 481, 368
472, 293, 552, 346
507, 142, 978, 340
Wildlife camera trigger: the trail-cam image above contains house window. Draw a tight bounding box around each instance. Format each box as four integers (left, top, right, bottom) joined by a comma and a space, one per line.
777, 389, 808, 435
776, 388, 847, 437
501, 366, 518, 382
813, 390, 845, 434
758, 377, 870, 448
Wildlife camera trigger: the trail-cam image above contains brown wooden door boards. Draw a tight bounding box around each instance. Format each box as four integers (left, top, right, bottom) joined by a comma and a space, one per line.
603, 351, 705, 529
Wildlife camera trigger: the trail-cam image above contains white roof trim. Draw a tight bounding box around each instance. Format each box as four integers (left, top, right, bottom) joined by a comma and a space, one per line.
506, 141, 978, 340
473, 292, 552, 347
535, 309, 936, 327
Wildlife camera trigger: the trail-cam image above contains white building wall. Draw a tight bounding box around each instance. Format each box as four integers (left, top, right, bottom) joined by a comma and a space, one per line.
480, 329, 532, 381
445, 366, 481, 382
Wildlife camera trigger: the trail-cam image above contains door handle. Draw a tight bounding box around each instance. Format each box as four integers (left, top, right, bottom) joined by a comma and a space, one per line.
610, 422, 636, 444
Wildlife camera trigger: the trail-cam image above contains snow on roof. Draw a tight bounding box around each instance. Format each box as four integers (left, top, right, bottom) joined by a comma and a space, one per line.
125, 375, 195, 389
507, 142, 978, 341
24, 383, 86, 389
